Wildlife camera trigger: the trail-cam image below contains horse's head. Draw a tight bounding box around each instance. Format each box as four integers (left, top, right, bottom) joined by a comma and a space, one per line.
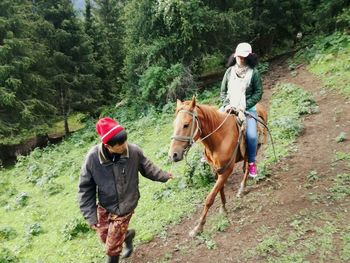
168, 96, 200, 162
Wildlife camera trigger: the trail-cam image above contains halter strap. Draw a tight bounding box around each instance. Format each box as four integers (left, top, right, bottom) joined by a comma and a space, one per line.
171, 109, 201, 147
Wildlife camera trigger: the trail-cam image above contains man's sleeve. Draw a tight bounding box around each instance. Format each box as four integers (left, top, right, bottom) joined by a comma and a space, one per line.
138, 147, 169, 182
78, 157, 97, 225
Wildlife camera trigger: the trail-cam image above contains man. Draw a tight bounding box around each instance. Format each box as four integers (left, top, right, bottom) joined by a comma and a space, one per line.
78, 117, 172, 263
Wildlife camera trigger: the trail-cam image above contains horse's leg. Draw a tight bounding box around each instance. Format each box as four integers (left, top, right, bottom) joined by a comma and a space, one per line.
237, 158, 249, 197
219, 186, 228, 214
189, 175, 228, 237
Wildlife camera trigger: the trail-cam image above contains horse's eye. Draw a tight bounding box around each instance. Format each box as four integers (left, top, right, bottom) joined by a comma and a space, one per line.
183, 124, 189, 129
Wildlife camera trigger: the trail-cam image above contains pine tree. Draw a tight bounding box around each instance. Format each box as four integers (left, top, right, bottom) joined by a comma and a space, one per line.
34, 0, 100, 135
0, 0, 55, 140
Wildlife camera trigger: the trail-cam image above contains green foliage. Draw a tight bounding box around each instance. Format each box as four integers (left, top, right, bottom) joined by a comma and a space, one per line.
183, 148, 214, 189
61, 217, 91, 241
198, 52, 225, 75
341, 232, 350, 261
257, 61, 269, 75
307, 170, 320, 182
302, 0, 349, 33
13, 192, 29, 209
0, 226, 17, 241
245, 211, 346, 263
294, 32, 350, 97
335, 132, 347, 143
328, 173, 350, 200
333, 151, 350, 162
26, 222, 43, 236
0, 248, 17, 263
138, 63, 196, 106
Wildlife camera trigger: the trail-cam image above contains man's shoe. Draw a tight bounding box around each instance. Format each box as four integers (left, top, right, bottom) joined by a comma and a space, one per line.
106, 255, 119, 263
121, 229, 135, 259
248, 162, 257, 178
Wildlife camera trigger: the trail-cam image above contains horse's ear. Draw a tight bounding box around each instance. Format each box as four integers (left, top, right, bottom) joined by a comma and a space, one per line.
176, 99, 183, 108
190, 95, 196, 108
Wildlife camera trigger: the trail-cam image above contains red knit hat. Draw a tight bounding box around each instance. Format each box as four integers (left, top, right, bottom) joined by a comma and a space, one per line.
96, 117, 125, 144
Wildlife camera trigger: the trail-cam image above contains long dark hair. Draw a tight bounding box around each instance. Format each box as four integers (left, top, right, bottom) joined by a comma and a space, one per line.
225, 53, 258, 68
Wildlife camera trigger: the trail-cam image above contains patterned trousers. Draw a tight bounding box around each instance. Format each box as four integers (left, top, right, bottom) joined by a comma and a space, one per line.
97, 205, 133, 256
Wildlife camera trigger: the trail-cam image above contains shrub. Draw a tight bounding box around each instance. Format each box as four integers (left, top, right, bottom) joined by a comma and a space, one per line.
26, 222, 43, 236
138, 63, 196, 107
183, 149, 214, 188
0, 248, 17, 263
0, 226, 17, 241
15, 192, 29, 208
61, 217, 90, 241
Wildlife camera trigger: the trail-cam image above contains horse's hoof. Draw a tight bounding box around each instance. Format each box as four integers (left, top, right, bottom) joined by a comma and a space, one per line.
219, 206, 228, 215
189, 225, 202, 237
236, 187, 244, 197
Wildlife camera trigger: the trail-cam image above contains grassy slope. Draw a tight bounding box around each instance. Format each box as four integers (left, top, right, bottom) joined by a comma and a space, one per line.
0, 103, 210, 262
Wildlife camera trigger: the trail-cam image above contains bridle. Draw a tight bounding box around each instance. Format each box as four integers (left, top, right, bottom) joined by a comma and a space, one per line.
171, 109, 201, 149
171, 106, 232, 153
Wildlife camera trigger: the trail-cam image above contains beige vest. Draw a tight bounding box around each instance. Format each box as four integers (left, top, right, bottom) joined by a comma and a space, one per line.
227, 67, 253, 110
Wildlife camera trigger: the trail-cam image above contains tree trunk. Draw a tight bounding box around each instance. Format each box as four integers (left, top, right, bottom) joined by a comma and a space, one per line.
60, 87, 70, 136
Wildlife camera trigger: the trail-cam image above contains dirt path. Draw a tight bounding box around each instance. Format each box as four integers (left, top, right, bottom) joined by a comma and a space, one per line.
126, 59, 350, 263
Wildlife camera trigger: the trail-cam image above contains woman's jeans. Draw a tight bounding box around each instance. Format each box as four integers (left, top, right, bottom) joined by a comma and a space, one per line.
246, 111, 258, 163
219, 107, 258, 163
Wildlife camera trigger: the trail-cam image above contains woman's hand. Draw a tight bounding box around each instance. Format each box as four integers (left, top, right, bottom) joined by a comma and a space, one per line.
236, 106, 245, 112
224, 105, 232, 113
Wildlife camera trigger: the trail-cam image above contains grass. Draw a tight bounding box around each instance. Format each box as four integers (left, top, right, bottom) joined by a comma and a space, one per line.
245, 211, 349, 263
293, 32, 350, 97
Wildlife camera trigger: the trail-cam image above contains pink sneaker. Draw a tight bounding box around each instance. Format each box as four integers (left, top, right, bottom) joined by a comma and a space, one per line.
248, 162, 257, 178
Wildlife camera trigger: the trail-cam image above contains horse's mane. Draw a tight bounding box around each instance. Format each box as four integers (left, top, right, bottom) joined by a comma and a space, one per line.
196, 104, 226, 131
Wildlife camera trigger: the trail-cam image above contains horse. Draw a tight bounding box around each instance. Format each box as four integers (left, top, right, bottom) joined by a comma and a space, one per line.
168, 96, 268, 237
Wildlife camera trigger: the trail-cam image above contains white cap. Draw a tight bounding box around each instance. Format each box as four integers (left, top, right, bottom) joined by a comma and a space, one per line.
234, 42, 252, 57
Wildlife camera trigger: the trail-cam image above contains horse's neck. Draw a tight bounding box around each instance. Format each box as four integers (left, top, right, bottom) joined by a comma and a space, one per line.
197, 105, 235, 151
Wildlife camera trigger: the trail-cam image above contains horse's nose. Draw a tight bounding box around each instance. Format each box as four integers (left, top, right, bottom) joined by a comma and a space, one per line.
172, 152, 178, 160
169, 151, 181, 162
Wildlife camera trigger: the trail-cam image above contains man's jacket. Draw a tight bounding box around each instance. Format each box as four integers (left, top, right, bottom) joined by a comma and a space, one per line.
78, 143, 169, 225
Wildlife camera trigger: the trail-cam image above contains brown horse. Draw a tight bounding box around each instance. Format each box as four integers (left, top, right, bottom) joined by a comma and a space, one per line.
168, 96, 268, 237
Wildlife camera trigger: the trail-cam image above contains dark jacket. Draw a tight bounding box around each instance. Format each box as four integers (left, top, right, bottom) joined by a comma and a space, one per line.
220, 67, 263, 110
78, 143, 170, 225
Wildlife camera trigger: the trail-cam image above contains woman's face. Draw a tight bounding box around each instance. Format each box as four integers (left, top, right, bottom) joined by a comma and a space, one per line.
236, 56, 246, 66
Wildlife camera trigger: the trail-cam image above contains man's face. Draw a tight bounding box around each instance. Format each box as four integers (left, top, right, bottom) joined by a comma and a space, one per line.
106, 141, 127, 154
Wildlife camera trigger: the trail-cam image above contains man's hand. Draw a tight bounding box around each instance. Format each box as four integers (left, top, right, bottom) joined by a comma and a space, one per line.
90, 223, 100, 230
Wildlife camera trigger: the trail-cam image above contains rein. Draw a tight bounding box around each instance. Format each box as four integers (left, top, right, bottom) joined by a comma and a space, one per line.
171, 106, 233, 145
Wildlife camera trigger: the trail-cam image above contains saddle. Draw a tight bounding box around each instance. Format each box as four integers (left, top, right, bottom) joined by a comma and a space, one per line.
234, 113, 268, 160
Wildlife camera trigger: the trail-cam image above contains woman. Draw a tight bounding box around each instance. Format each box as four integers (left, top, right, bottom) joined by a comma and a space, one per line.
220, 42, 263, 178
